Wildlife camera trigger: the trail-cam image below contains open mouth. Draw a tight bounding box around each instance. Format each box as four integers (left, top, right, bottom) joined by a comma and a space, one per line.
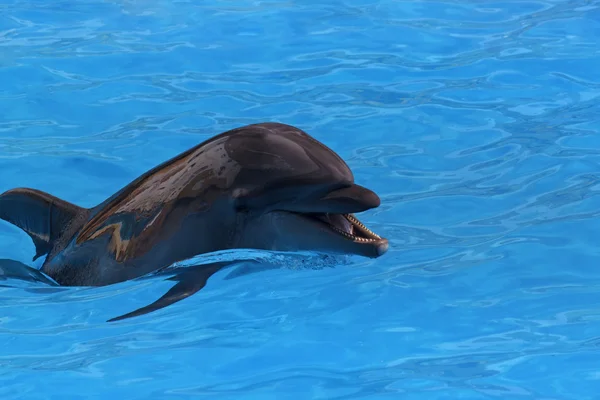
306, 213, 383, 243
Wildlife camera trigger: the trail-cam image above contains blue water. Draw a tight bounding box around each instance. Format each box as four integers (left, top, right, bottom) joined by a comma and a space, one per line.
1, 0, 600, 398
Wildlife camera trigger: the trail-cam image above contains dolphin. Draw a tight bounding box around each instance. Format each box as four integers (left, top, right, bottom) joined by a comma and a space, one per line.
0, 122, 388, 321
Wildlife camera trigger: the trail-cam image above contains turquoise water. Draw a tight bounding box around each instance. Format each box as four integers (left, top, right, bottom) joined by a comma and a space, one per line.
1, 0, 600, 398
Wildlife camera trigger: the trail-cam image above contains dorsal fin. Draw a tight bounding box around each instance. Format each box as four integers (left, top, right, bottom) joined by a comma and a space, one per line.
0, 188, 85, 261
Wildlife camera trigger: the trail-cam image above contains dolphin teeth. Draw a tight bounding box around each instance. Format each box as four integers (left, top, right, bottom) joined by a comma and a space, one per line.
310, 213, 381, 243
345, 214, 382, 240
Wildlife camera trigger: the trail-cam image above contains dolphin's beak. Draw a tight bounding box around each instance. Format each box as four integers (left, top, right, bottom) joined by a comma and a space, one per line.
299, 212, 389, 258
239, 182, 389, 258
315, 184, 380, 213
275, 183, 381, 214
286, 183, 389, 258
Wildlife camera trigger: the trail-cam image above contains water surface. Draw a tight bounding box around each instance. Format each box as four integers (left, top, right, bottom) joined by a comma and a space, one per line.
1, 0, 600, 398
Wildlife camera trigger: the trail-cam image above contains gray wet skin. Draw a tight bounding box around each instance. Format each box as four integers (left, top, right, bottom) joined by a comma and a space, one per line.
0, 122, 388, 294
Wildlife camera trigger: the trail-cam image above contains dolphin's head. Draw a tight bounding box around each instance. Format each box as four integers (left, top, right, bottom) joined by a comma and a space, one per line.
220, 122, 388, 258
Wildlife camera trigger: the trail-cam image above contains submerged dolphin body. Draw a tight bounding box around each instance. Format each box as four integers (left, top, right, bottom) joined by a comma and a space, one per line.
0, 122, 388, 321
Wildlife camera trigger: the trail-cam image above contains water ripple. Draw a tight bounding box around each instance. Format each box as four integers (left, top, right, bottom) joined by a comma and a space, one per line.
1, 0, 600, 398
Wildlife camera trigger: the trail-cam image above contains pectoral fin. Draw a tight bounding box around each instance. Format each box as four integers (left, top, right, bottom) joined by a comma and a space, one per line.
107, 259, 273, 322
107, 262, 227, 322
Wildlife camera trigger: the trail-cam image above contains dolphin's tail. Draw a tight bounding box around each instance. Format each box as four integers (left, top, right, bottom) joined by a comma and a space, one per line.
0, 188, 86, 261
